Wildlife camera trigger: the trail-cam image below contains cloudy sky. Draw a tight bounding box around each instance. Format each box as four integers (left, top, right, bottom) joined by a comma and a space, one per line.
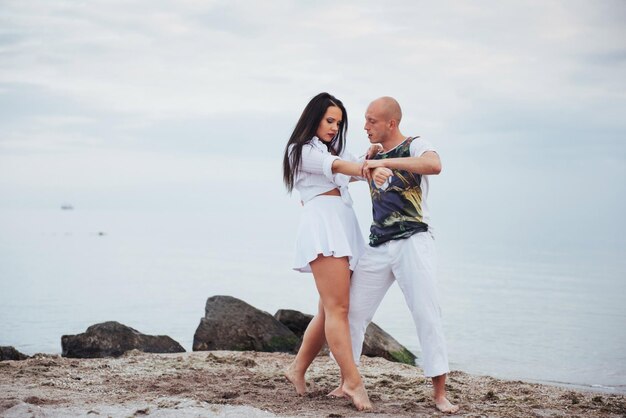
1, 1, 625, 253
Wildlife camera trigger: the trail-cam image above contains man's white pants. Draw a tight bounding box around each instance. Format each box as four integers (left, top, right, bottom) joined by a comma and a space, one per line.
348, 231, 450, 377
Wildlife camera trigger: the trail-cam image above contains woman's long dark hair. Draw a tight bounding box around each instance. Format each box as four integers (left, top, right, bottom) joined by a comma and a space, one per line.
282, 92, 348, 193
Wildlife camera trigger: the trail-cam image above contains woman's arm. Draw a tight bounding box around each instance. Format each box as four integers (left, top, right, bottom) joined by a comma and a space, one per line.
331, 159, 364, 177
338, 146, 383, 180
299, 144, 342, 179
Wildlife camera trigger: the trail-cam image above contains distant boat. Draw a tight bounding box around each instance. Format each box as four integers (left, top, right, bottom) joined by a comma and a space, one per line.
61, 204, 74, 210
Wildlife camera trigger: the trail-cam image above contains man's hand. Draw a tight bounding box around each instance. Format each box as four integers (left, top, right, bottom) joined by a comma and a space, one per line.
370, 167, 393, 187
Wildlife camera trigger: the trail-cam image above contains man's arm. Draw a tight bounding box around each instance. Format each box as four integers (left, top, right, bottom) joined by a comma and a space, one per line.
362, 151, 442, 175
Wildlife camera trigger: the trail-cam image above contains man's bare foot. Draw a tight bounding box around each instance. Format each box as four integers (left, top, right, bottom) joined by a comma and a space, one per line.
341, 382, 372, 411
284, 363, 307, 395
435, 396, 459, 413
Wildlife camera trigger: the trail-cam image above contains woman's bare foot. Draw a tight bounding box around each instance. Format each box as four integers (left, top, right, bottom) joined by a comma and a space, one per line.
341, 382, 372, 411
435, 396, 459, 413
284, 362, 307, 395
327, 384, 346, 398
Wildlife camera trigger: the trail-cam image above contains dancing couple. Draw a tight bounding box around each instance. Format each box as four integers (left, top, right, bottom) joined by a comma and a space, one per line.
281, 93, 459, 414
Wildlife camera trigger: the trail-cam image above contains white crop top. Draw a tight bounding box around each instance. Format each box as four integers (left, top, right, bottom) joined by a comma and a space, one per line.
290, 137, 360, 206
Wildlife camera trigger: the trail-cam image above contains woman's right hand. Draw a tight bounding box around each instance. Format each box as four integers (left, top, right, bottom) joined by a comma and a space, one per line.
365, 143, 384, 160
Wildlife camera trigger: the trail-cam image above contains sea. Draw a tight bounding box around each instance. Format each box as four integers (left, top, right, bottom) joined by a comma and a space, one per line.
1, 189, 625, 395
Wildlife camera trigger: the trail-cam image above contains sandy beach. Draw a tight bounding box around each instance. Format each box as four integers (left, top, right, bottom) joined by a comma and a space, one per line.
2, 350, 624, 417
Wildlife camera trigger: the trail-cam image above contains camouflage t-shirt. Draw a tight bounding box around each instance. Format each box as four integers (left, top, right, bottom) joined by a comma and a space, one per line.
368, 136, 436, 246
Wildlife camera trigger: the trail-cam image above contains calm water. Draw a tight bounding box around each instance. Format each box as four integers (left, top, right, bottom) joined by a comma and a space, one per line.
1, 207, 625, 394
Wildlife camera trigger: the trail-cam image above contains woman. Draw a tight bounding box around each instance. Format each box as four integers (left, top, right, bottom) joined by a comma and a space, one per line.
282, 92, 384, 412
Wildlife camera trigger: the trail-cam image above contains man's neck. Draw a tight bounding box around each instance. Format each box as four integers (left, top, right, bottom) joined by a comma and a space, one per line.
380, 131, 407, 152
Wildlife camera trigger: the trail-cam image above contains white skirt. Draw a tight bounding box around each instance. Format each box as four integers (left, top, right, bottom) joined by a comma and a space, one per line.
293, 196, 366, 273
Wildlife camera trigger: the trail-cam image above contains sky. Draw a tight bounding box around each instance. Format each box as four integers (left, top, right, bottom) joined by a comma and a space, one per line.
1, 0, 625, 255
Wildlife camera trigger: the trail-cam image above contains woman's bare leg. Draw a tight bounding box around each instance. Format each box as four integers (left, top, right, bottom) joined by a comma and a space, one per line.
285, 299, 326, 394
328, 268, 353, 398
310, 255, 372, 411
327, 373, 345, 398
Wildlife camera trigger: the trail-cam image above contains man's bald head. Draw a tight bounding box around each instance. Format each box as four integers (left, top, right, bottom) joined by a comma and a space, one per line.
364, 96, 406, 144
369, 96, 402, 124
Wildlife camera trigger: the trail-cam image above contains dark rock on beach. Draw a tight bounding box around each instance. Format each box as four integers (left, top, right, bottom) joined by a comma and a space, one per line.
274, 309, 312, 339
275, 308, 417, 365
362, 322, 417, 365
0, 346, 29, 361
274, 309, 331, 356
61, 321, 186, 358
193, 295, 300, 353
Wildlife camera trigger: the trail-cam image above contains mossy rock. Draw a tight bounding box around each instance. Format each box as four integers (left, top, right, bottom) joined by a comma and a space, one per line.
389, 349, 417, 366
363, 322, 417, 365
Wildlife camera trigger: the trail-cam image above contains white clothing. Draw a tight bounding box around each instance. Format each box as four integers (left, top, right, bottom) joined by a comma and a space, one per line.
290, 137, 365, 273
348, 231, 450, 377
291, 137, 359, 207
292, 196, 365, 273
409, 138, 436, 227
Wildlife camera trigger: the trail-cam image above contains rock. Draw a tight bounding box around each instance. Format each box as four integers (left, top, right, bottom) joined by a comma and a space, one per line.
362, 322, 417, 365
193, 296, 299, 353
275, 309, 417, 365
274, 309, 313, 339
0, 346, 29, 361
274, 309, 330, 356
61, 321, 185, 358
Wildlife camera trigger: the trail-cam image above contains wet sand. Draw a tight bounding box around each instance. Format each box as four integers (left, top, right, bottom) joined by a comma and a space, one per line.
2, 350, 625, 417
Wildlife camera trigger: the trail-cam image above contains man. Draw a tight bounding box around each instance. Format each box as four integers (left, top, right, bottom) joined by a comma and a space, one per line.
350, 97, 459, 413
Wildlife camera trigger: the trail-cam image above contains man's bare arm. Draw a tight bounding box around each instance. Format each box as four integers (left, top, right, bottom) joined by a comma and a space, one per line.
362, 151, 442, 175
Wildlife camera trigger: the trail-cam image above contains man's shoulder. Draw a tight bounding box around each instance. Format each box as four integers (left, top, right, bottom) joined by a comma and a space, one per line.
409, 136, 437, 157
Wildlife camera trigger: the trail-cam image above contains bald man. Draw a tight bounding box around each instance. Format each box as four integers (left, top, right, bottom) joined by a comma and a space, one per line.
349, 97, 459, 413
